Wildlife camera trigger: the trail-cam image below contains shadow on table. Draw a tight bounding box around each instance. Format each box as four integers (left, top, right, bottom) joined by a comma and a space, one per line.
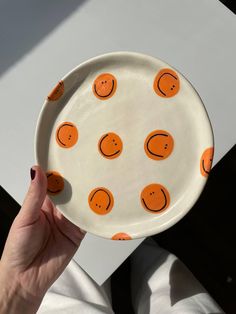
0, 0, 87, 77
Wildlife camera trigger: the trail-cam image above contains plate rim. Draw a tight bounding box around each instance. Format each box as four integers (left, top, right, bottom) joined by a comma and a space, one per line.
34, 51, 214, 240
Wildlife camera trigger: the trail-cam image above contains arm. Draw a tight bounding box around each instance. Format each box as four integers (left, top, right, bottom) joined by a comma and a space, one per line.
0, 166, 85, 313
0, 276, 39, 314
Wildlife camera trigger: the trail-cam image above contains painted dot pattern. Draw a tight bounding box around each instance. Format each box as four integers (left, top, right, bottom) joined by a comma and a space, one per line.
98, 132, 123, 159
112, 233, 132, 240
56, 122, 79, 148
141, 184, 170, 213
46, 171, 64, 195
47, 68, 212, 238
144, 130, 174, 160
153, 69, 180, 98
93, 73, 117, 100
200, 147, 214, 177
88, 187, 114, 215
47, 81, 64, 101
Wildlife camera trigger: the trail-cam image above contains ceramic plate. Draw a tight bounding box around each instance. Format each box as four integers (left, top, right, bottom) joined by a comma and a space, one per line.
35, 52, 214, 240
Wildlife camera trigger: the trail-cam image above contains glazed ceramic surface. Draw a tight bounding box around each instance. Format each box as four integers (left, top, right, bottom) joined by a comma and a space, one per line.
35, 52, 214, 240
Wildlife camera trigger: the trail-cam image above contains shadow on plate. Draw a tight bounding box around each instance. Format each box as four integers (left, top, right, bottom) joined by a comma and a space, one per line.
50, 177, 73, 206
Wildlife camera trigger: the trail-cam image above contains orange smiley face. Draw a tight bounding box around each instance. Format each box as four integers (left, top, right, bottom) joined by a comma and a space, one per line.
47, 81, 64, 101
112, 233, 132, 240
98, 132, 123, 159
93, 73, 117, 100
88, 187, 114, 215
154, 69, 180, 98
46, 171, 64, 195
200, 147, 214, 177
56, 122, 79, 148
144, 130, 174, 160
141, 183, 170, 213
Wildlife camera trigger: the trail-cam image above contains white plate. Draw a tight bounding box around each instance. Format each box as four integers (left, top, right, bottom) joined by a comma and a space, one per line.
35, 52, 214, 240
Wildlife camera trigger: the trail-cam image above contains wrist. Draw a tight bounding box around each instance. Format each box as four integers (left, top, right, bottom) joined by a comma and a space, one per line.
0, 268, 42, 314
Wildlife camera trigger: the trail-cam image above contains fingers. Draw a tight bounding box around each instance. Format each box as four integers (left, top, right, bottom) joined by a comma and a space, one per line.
42, 196, 86, 246
53, 206, 86, 246
17, 166, 47, 225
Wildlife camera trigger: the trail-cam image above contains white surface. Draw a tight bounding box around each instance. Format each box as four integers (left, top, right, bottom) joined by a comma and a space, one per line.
36, 52, 213, 239
0, 0, 236, 284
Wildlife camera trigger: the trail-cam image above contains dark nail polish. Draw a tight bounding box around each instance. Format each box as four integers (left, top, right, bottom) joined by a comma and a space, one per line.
30, 168, 36, 180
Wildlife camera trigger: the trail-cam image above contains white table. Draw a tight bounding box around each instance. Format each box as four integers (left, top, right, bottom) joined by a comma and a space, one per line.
0, 0, 236, 285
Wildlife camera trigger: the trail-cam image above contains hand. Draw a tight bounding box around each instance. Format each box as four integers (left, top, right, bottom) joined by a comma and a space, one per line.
0, 166, 85, 313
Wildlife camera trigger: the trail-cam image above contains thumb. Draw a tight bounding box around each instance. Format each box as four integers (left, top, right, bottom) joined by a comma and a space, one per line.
17, 166, 47, 225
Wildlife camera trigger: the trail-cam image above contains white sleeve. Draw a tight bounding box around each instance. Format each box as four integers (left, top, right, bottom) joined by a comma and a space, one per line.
38, 259, 114, 314
130, 238, 224, 314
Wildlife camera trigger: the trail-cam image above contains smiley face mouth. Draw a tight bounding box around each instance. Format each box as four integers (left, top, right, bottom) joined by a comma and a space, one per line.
47, 81, 64, 101
54, 81, 63, 95
99, 134, 121, 157
47, 188, 62, 194
142, 188, 167, 212
157, 73, 178, 96
94, 80, 115, 98
202, 159, 210, 175
90, 189, 111, 210
146, 133, 168, 158
56, 123, 75, 147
